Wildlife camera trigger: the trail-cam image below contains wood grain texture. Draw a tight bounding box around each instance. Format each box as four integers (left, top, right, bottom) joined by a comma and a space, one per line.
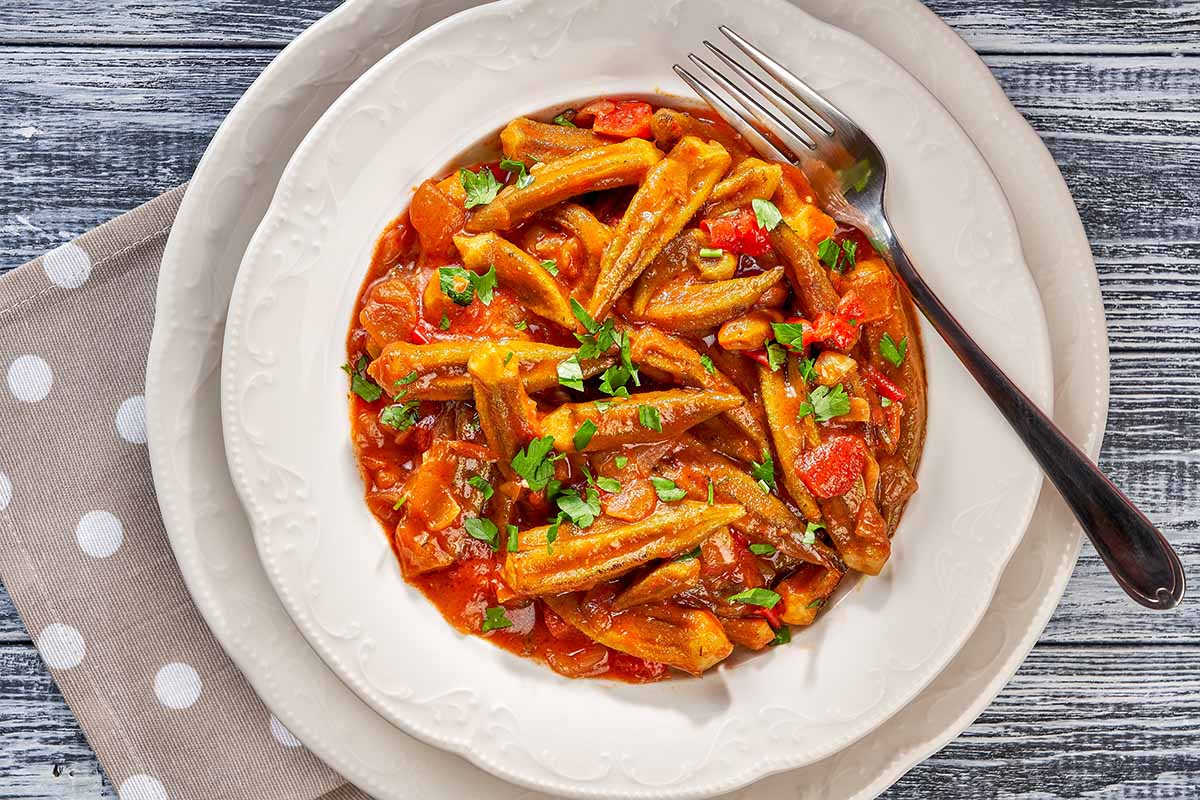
0, 0, 1196, 52
0, 2, 1197, 799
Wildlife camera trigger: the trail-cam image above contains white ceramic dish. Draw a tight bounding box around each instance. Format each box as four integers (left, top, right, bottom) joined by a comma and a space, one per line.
146, 1, 1105, 799
219, 1, 1052, 797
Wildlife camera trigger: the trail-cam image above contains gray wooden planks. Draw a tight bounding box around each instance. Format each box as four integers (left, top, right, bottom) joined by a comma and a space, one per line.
2, 641, 1198, 797
0, 0, 1196, 52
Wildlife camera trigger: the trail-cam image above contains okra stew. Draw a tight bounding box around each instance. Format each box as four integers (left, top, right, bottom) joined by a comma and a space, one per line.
345, 98, 925, 682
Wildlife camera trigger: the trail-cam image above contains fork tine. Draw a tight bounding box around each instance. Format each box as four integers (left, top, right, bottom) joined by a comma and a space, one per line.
672, 64, 794, 164
701, 40, 832, 144
686, 54, 816, 156
718, 25, 857, 137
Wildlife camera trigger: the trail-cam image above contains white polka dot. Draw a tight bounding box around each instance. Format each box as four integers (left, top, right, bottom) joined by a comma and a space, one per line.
37, 624, 85, 670
115, 395, 147, 444
7, 355, 53, 403
0, 472, 11, 512
42, 242, 92, 289
75, 510, 124, 559
154, 662, 201, 709
118, 774, 167, 800
270, 715, 302, 748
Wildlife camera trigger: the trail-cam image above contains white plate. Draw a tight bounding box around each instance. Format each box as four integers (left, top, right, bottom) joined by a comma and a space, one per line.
146, 2, 1106, 800
219, 1, 1052, 797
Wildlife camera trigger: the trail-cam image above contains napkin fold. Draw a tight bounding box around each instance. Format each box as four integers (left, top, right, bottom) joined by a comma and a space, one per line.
0, 187, 365, 800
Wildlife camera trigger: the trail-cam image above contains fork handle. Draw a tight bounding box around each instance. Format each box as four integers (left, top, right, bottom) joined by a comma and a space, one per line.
886, 240, 1185, 610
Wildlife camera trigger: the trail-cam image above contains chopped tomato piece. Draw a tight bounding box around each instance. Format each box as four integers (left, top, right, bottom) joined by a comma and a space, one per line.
750, 604, 784, 629
813, 311, 861, 352
701, 208, 772, 257
611, 652, 669, 683
835, 291, 866, 322
796, 435, 867, 499
744, 348, 772, 368
578, 99, 654, 139
863, 364, 907, 402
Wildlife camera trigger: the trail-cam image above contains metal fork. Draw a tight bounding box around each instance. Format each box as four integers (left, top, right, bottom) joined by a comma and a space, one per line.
675, 27, 1185, 610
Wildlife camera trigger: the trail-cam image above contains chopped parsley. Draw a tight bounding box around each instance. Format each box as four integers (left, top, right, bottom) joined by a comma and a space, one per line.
553, 109, 577, 127
727, 587, 781, 609
749, 543, 776, 556
557, 486, 601, 528
707, 478, 715, 505
379, 399, 420, 430
770, 626, 792, 646
342, 356, 383, 403
699, 247, 724, 259
514, 319, 529, 331
879, 333, 908, 368
801, 520, 825, 547
806, 597, 827, 610
841, 158, 872, 193
752, 198, 784, 232
546, 512, 564, 553
613, 455, 628, 470
650, 476, 687, 502
467, 474, 494, 502
465, 517, 500, 551
459, 166, 502, 209
510, 436, 557, 491
596, 476, 622, 493
805, 384, 851, 423
638, 404, 662, 433
594, 400, 614, 413
771, 321, 809, 351
438, 265, 495, 306
817, 237, 859, 274
394, 371, 418, 388
392, 497, 408, 511
675, 546, 702, 562
481, 606, 513, 632
506, 524, 519, 553
557, 355, 585, 392
439, 312, 450, 331
573, 419, 598, 451
499, 157, 534, 189
751, 450, 776, 493
503, 351, 514, 366
699, 354, 717, 375
766, 341, 788, 372
881, 397, 893, 408
798, 358, 817, 383
541, 258, 559, 276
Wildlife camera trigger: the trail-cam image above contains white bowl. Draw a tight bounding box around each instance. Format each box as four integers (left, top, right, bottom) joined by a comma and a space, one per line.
220, 0, 1054, 797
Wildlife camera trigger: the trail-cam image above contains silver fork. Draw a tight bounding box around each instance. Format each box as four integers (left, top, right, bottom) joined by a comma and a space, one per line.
675, 27, 1185, 610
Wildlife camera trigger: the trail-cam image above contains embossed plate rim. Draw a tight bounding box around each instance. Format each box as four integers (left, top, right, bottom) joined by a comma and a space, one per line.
218, 0, 1054, 797
147, 1, 1104, 799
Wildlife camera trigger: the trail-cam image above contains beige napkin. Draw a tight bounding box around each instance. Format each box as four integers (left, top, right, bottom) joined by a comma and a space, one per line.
0, 187, 368, 800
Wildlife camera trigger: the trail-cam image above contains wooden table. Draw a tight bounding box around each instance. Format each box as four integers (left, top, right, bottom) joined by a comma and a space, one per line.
1, 1, 1196, 797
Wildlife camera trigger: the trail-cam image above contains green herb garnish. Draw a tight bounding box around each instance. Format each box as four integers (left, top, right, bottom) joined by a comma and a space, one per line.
342, 356, 383, 403
557, 355, 585, 392
699, 247, 724, 259
459, 166, 502, 209
511, 436, 557, 491
771, 322, 809, 351
614, 455, 628, 470
801, 520, 825, 547
553, 110, 577, 127
541, 259, 559, 276
750, 450, 776, 493
727, 587, 781, 609
467, 475, 494, 502
573, 419, 598, 451
638, 404, 662, 432
770, 626, 792, 646
752, 198, 784, 232
557, 486, 601, 528
675, 546, 702, 562
808, 384, 851, 423
481, 606, 513, 632
879, 333, 908, 368
650, 476, 687, 502
465, 517, 500, 550
506, 524, 519, 553
699, 354, 717, 375
596, 476, 621, 493
749, 543, 776, 556
379, 399, 420, 430
499, 157, 534, 189
439, 312, 450, 331
766, 341, 788, 372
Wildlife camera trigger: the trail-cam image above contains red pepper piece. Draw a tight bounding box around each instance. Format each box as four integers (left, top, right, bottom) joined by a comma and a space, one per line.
813, 311, 861, 352
611, 652, 669, 682
578, 99, 654, 139
835, 290, 866, 322
863, 364, 907, 403
796, 435, 867, 498
409, 325, 432, 344
701, 208, 772, 257
751, 604, 784, 629
744, 348, 772, 368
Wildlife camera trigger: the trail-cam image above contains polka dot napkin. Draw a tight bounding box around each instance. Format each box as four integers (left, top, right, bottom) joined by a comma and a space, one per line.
0, 188, 366, 800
